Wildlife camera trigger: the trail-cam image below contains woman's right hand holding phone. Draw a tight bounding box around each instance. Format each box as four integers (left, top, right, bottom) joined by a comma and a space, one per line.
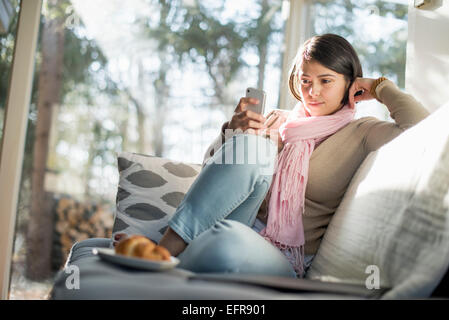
228, 97, 267, 135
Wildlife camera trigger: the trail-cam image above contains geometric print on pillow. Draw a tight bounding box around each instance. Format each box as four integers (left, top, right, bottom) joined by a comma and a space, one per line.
112, 151, 201, 243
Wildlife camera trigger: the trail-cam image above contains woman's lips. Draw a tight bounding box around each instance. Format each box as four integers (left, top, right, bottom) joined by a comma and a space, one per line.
308, 102, 324, 107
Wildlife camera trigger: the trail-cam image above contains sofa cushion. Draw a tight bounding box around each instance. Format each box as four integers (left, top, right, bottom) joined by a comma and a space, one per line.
306, 101, 449, 299
111, 152, 201, 243
51, 250, 364, 300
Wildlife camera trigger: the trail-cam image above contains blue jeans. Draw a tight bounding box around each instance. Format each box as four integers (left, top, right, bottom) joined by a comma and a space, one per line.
168, 133, 297, 278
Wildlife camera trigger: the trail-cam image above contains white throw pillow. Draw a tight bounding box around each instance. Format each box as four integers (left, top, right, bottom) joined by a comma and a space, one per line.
112, 152, 201, 243
306, 102, 449, 299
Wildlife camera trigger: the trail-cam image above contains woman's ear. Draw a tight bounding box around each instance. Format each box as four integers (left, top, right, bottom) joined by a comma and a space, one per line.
346, 78, 354, 91
340, 78, 353, 106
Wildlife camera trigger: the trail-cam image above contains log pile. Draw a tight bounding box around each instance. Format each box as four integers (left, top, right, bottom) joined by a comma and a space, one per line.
52, 196, 114, 271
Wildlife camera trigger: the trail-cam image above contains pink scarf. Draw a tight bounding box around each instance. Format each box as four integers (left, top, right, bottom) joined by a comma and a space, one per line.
260, 103, 355, 277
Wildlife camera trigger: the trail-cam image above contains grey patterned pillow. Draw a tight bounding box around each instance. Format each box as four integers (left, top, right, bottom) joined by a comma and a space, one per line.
112, 152, 201, 243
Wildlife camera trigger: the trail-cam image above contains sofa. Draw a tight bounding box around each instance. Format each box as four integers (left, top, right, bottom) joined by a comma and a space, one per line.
50, 101, 449, 300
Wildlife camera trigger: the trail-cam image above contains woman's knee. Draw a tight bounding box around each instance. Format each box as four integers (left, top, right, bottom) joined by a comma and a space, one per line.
179, 220, 252, 268
178, 220, 296, 277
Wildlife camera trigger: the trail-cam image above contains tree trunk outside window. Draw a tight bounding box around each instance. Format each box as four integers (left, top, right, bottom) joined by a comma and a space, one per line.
26, 1, 65, 280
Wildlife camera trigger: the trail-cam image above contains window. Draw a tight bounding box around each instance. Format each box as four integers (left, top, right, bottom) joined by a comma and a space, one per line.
8, 0, 286, 299
0, 0, 19, 144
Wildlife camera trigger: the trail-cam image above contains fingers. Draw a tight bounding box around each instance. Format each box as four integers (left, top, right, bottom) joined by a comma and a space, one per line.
247, 119, 266, 129
114, 233, 127, 241
348, 78, 370, 108
230, 116, 266, 133
245, 109, 266, 123
264, 110, 275, 118
264, 113, 279, 128
230, 97, 267, 133
238, 99, 265, 121
351, 77, 376, 103
355, 90, 373, 102
236, 97, 259, 112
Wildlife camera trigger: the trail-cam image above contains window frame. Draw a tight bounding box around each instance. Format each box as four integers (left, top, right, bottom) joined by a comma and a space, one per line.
279, 0, 311, 111
0, 0, 42, 300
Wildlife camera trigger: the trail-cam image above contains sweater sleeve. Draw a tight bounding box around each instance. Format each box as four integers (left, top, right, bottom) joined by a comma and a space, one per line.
201, 121, 230, 167
362, 80, 430, 153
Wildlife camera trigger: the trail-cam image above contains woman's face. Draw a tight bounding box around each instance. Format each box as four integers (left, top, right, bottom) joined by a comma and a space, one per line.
298, 60, 349, 117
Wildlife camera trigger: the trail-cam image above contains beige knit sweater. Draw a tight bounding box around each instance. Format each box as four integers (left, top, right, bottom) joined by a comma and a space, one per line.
202, 80, 430, 255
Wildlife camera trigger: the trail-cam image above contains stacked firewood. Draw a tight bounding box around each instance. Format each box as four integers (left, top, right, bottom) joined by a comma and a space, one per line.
52, 196, 114, 271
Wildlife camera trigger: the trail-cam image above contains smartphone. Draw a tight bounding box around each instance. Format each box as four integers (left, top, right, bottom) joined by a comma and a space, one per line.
245, 87, 266, 115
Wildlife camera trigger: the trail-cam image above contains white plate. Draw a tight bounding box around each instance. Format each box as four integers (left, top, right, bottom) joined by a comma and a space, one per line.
92, 248, 180, 271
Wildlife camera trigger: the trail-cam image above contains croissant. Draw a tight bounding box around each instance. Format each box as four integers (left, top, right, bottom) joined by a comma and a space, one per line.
115, 235, 171, 261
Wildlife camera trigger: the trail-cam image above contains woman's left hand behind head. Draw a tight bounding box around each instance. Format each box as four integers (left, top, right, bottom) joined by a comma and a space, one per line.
348, 77, 376, 109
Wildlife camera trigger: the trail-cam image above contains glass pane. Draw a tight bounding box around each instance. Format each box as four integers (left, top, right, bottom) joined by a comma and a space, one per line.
9, 0, 286, 299
0, 0, 20, 145
308, 0, 409, 120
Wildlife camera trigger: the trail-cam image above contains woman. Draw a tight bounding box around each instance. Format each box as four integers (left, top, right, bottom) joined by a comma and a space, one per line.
116, 34, 429, 278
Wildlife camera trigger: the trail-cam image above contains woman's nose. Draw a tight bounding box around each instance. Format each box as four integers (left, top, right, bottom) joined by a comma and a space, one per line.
309, 83, 320, 97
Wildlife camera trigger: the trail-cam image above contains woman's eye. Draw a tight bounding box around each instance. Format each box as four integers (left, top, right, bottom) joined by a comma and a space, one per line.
301, 79, 310, 85
322, 79, 332, 84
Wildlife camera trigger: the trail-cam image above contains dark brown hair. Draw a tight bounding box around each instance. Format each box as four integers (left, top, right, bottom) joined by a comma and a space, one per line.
289, 34, 363, 106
